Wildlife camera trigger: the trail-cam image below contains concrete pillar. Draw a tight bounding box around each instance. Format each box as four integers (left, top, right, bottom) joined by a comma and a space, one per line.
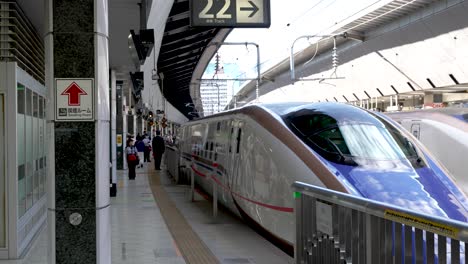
122, 96, 128, 170
110, 70, 117, 197
45, 0, 111, 263
116, 85, 124, 170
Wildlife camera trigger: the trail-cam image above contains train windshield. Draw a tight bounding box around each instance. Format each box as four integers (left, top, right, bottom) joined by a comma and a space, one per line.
288, 114, 419, 162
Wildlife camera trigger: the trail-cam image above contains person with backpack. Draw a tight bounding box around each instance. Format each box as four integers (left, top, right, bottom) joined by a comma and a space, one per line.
126, 138, 139, 180
143, 135, 152, 162
135, 137, 145, 168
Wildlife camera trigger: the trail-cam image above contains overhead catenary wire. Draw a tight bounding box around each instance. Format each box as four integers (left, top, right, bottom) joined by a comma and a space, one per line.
292, 0, 422, 80
286, 0, 328, 27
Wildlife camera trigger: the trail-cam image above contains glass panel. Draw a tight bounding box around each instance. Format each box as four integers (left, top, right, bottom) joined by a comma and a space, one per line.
0, 94, 5, 247
25, 162, 33, 210
38, 113, 44, 160
33, 112, 39, 203
17, 85, 26, 166
42, 157, 46, 197
25, 89, 33, 210
39, 158, 44, 198
33, 160, 39, 202
38, 96, 43, 119
17, 114, 25, 165
17, 84, 25, 114
26, 89, 32, 116
33, 92, 38, 118
18, 165, 26, 218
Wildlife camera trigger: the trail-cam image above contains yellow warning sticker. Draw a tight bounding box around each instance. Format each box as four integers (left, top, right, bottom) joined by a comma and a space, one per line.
117, 134, 122, 147
384, 209, 459, 239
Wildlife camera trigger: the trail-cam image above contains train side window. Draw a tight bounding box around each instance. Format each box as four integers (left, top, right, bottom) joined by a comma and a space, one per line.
462, 113, 468, 122
236, 128, 242, 154
229, 127, 234, 153
209, 142, 214, 160
289, 114, 337, 137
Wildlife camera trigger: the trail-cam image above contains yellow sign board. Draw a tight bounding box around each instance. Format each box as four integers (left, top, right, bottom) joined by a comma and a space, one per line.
116, 134, 122, 147
384, 210, 459, 239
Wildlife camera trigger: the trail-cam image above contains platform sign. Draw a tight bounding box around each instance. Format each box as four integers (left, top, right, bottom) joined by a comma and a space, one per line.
55, 78, 94, 121
191, 0, 270, 28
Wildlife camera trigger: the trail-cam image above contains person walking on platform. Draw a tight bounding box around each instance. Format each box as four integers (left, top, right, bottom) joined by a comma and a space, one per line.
152, 130, 165, 170
125, 138, 139, 180
135, 137, 145, 168
143, 135, 151, 162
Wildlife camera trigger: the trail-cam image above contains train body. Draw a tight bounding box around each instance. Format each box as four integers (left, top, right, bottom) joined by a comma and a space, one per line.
175, 103, 468, 254
387, 108, 468, 194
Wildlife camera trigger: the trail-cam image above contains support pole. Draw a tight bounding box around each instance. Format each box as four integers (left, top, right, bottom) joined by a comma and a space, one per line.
212, 163, 218, 220
190, 157, 195, 202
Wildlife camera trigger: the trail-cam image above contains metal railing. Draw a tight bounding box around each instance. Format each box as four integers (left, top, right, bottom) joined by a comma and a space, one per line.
293, 181, 468, 264
164, 145, 178, 181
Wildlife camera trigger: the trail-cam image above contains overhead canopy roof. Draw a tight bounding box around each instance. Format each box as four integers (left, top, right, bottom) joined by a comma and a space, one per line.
157, 0, 221, 119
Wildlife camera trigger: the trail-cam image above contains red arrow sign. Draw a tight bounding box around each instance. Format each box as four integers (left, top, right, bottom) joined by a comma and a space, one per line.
61, 82, 87, 106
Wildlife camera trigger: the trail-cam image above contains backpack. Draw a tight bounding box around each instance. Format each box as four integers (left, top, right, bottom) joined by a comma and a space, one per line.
128, 154, 137, 161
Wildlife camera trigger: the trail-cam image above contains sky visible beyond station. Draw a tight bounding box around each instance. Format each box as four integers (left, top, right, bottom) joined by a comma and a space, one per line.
203, 0, 394, 105
210, 0, 391, 79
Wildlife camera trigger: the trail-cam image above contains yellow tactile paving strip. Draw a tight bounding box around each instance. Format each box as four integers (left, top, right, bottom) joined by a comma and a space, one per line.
148, 170, 220, 264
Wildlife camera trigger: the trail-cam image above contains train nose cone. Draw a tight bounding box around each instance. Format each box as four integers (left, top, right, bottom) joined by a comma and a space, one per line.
346, 161, 468, 222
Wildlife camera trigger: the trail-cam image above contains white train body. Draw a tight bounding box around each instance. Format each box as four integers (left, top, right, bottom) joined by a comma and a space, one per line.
387, 109, 468, 194
177, 109, 324, 247
175, 103, 468, 254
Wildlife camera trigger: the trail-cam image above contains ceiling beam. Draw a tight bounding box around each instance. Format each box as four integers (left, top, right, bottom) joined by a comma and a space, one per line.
158, 61, 197, 72
158, 53, 200, 65
161, 28, 215, 46
159, 47, 204, 62
160, 41, 208, 60
158, 57, 199, 71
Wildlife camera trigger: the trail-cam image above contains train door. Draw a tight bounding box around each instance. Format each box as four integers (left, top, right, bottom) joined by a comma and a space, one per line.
229, 122, 243, 193
411, 123, 421, 140
226, 121, 237, 189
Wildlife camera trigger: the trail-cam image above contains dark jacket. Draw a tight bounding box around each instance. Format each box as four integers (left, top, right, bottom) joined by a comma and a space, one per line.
135, 140, 145, 152
152, 136, 165, 154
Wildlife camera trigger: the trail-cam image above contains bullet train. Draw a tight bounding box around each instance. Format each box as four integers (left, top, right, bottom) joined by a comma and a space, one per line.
175, 102, 468, 255
386, 108, 468, 195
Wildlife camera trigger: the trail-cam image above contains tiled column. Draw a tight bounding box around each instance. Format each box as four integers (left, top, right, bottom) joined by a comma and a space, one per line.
45, 0, 111, 263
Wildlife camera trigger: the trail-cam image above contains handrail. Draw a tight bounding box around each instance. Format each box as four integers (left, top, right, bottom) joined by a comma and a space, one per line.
293, 181, 468, 264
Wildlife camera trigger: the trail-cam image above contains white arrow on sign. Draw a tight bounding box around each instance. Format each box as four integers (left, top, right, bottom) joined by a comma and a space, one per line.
239, 0, 259, 17
236, 0, 264, 23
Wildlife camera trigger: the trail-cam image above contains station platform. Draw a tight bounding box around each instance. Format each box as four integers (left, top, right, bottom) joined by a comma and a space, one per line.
0, 161, 293, 264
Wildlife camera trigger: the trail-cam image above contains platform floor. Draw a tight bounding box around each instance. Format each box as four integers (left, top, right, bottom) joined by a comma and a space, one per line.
0, 161, 293, 264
